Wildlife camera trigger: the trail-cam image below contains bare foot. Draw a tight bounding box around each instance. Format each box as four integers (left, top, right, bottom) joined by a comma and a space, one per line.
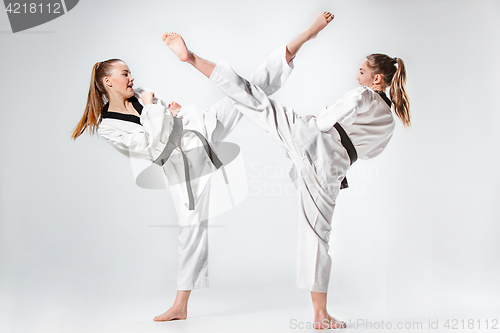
162, 32, 192, 62
153, 305, 187, 322
313, 313, 347, 330
307, 11, 334, 40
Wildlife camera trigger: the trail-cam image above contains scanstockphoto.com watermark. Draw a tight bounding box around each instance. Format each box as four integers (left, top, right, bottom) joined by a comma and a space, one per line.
290, 318, 500, 330
249, 161, 380, 197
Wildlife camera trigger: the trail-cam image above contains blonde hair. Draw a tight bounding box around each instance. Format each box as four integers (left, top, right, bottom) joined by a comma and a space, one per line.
366, 54, 411, 128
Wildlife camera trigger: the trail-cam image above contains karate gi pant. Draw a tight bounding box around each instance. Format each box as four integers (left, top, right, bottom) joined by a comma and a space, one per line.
172, 45, 296, 290
209, 54, 351, 293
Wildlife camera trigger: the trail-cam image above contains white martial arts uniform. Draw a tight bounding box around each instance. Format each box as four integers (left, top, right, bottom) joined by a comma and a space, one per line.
209, 52, 396, 292
96, 45, 293, 290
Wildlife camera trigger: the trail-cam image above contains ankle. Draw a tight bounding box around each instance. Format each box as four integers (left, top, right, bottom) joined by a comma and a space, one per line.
186, 51, 196, 64
171, 304, 187, 312
314, 309, 329, 319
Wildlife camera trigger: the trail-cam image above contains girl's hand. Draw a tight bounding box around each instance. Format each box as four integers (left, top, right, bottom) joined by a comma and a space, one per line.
169, 101, 181, 117
141, 91, 155, 105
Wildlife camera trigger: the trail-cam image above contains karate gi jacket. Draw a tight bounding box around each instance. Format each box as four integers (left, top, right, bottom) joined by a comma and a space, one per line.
97, 88, 242, 213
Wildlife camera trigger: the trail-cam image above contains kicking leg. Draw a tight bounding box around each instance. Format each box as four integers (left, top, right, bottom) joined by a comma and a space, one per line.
242, 11, 334, 96
248, 45, 294, 97
162, 11, 334, 80
207, 42, 298, 144
286, 11, 334, 64
162, 32, 215, 78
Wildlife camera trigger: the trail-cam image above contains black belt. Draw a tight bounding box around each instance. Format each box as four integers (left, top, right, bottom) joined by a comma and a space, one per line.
333, 90, 389, 189
333, 122, 357, 190
153, 117, 224, 210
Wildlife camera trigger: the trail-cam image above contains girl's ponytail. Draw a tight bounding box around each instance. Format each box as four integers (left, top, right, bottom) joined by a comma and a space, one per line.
71, 59, 122, 139
389, 58, 411, 128
366, 54, 411, 128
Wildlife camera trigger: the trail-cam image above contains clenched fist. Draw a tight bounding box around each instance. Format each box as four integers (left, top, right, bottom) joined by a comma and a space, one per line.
168, 101, 181, 117
140, 91, 155, 105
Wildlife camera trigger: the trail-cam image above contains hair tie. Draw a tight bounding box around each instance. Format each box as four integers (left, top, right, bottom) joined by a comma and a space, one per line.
392, 57, 398, 64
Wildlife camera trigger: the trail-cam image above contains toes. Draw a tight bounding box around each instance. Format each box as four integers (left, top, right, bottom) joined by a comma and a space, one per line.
163, 32, 175, 40
162, 33, 176, 42
320, 11, 334, 23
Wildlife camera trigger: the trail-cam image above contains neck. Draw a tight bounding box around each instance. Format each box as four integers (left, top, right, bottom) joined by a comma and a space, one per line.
369, 84, 385, 92
107, 92, 130, 112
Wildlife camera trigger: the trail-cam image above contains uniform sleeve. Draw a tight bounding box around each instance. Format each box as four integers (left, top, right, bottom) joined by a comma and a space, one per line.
97, 103, 173, 161
316, 86, 376, 132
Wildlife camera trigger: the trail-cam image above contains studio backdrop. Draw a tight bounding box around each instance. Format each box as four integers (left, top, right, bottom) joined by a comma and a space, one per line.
1, 0, 499, 332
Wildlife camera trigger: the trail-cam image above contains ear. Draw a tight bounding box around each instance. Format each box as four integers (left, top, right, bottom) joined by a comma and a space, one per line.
373, 73, 383, 85
103, 77, 112, 88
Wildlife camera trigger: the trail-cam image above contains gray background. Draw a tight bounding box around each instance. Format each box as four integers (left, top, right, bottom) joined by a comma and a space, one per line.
1, 0, 499, 332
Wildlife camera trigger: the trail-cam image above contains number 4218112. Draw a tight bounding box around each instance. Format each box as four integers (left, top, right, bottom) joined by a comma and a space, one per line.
5, 2, 62, 14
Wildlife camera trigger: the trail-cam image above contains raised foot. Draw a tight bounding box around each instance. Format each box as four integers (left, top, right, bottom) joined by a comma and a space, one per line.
313, 314, 347, 330
307, 11, 335, 40
153, 306, 187, 322
161, 32, 192, 62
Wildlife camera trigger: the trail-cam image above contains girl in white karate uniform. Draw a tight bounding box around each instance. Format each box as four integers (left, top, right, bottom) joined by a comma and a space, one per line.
163, 11, 411, 329
71, 42, 295, 322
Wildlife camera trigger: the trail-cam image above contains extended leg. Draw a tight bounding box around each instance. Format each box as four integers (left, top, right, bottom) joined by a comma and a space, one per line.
162, 32, 215, 78
208, 44, 296, 144
210, 61, 302, 161
160, 12, 335, 151
162, 12, 334, 147
162, 11, 333, 78
286, 11, 334, 64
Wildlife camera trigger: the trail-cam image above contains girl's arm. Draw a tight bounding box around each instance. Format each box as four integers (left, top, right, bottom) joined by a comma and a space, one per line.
316, 86, 375, 132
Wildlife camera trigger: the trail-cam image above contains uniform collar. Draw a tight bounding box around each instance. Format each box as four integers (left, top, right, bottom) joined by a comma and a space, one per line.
374, 90, 392, 107
101, 96, 143, 125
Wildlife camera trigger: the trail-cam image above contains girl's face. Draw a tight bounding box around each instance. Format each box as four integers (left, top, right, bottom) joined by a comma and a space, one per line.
356, 59, 375, 87
103, 61, 134, 99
